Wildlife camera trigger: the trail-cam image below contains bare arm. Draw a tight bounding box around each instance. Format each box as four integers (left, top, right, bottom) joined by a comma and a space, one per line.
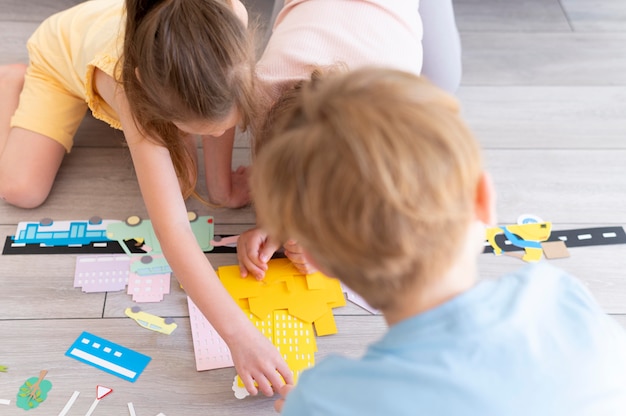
202, 128, 250, 208
95, 69, 292, 395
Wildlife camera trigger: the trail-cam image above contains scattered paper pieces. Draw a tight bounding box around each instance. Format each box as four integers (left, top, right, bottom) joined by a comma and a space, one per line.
16, 371, 52, 410
127, 271, 171, 302
0, 399, 10, 405
65, 332, 151, 382
74, 255, 130, 293
541, 240, 570, 259
85, 385, 113, 416
58, 391, 80, 416
189, 258, 345, 396
188, 298, 235, 371
125, 307, 177, 335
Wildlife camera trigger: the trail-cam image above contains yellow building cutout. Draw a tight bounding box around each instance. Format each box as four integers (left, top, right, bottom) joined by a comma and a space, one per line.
217, 258, 346, 384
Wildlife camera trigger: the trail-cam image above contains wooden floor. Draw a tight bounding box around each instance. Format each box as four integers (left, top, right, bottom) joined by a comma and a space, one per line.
1, 0, 625, 414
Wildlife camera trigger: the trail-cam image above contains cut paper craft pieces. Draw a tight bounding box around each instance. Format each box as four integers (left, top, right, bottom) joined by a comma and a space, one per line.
125, 307, 177, 335
127, 271, 171, 302
2, 235, 126, 255
128, 402, 136, 416
541, 240, 570, 259
188, 297, 234, 371
188, 258, 345, 394
0, 398, 10, 405
3, 213, 215, 257
484, 225, 626, 260
16, 370, 52, 410
58, 391, 80, 416
65, 332, 151, 382
0, 365, 7, 372
235, 309, 316, 389
218, 258, 345, 337
85, 385, 113, 416
486, 222, 552, 262
74, 255, 130, 292
342, 284, 379, 314
232, 375, 249, 400
12, 217, 117, 246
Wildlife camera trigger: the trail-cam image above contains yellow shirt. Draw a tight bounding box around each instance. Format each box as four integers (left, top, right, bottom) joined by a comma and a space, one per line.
27, 0, 125, 130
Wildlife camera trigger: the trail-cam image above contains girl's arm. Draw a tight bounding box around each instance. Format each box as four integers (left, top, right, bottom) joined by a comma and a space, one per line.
203, 129, 251, 208
95, 69, 292, 395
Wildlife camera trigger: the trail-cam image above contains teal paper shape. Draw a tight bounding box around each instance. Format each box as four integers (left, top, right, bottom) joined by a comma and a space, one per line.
16, 377, 52, 410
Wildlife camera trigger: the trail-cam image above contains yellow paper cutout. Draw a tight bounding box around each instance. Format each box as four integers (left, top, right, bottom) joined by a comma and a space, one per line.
486, 222, 552, 262
219, 258, 346, 386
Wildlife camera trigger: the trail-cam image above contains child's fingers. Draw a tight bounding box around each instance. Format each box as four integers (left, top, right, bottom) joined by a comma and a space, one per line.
274, 384, 294, 413
259, 238, 282, 264
274, 397, 285, 413
254, 374, 274, 397
240, 373, 259, 396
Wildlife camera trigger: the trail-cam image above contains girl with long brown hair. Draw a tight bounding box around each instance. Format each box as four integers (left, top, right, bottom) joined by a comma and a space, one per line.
0, 0, 291, 396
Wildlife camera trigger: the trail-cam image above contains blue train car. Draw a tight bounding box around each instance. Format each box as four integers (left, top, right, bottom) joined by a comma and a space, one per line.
13, 217, 119, 247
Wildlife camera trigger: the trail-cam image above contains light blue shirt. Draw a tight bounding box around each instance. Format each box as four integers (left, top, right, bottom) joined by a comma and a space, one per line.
282, 263, 626, 416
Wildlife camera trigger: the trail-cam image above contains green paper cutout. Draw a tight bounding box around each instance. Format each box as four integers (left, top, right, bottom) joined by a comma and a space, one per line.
0, 365, 7, 372
16, 377, 52, 410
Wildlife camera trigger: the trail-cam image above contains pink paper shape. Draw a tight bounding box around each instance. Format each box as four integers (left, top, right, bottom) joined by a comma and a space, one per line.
74, 255, 130, 293
341, 283, 379, 314
127, 272, 171, 303
187, 297, 234, 371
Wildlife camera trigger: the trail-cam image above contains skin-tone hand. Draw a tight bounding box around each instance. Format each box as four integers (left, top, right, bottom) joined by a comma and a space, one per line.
237, 227, 281, 279
231, 327, 294, 397
283, 240, 318, 275
274, 384, 295, 413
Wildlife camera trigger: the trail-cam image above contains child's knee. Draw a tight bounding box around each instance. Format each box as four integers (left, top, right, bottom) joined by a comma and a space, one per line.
0, 168, 51, 208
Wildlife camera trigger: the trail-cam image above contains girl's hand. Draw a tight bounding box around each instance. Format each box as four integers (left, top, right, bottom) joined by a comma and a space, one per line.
237, 227, 281, 280
230, 325, 294, 397
283, 240, 318, 275
274, 384, 295, 413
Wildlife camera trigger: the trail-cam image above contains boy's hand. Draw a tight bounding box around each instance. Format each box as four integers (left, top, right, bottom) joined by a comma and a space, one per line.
237, 227, 281, 279
229, 326, 293, 397
283, 240, 318, 275
274, 384, 295, 413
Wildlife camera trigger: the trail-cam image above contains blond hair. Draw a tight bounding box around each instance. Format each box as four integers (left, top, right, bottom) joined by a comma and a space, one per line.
250, 68, 482, 310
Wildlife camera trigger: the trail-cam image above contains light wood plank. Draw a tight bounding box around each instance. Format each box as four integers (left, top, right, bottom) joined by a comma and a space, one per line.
561, 0, 626, 32
478, 231, 626, 314
0, 315, 384, 416
461, 33, 626, 86
454, 0, 571, 32
459, 86, 626, 149
484, 149, 626, 224
0, 147, 256, 224
0, 0, 83, 22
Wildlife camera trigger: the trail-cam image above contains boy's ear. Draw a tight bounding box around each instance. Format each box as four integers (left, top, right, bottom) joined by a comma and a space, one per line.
475, 171, 496, 226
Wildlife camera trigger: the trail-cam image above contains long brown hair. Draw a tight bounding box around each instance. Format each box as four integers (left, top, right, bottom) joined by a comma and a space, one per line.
121, 0, 257, 199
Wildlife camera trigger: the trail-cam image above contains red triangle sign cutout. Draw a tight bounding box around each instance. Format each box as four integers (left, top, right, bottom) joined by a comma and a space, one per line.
96, 385, 113, 400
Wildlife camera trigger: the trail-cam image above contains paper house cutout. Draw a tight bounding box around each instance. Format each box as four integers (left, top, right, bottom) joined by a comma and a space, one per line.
74, 255, 130, 292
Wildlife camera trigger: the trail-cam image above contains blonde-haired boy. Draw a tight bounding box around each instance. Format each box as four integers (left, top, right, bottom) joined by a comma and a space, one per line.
250, 68, 626, 415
